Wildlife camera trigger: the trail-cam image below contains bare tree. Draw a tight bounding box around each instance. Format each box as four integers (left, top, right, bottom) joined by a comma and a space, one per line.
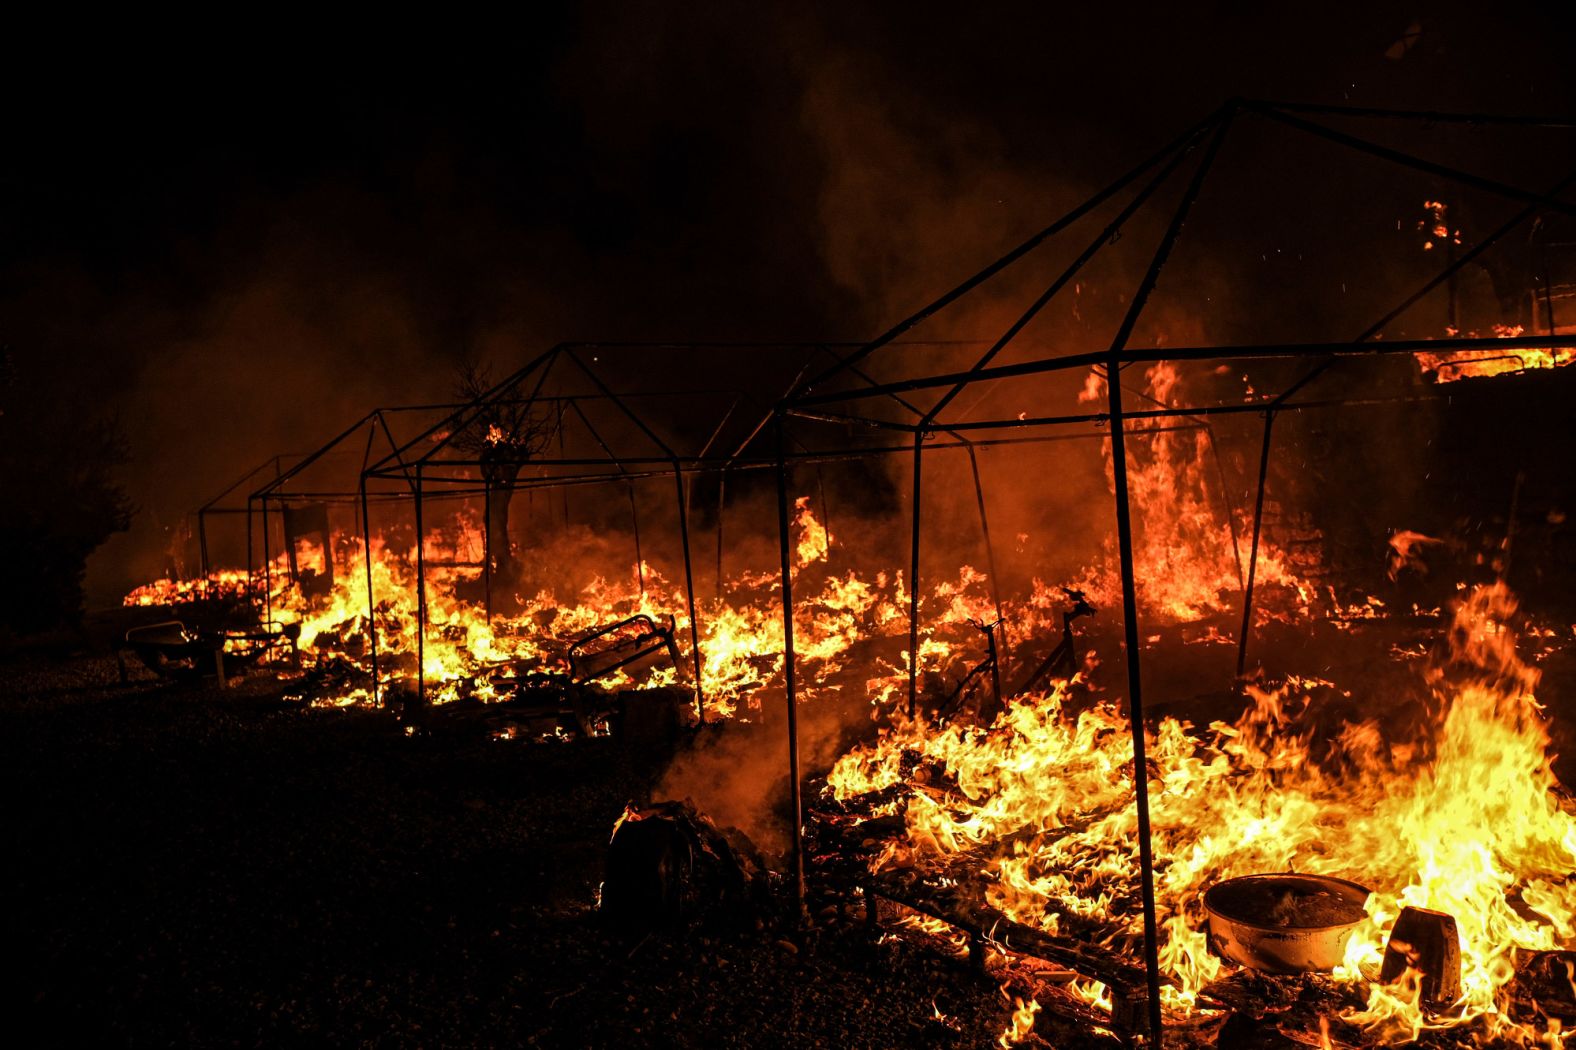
450, 361, 559, 594
0, 345, 133, 634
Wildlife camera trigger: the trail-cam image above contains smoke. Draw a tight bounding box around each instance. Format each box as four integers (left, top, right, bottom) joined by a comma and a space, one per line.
3, 5, 1557, 608
654, 700, 856, 858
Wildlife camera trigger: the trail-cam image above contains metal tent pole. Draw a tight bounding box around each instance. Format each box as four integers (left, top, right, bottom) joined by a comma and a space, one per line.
1101, 102, 1238, 1050
775, 414, 806, 917
673, 465, 707, 724
360, 476, 381, 705
261, 496, 273, 625
1109, 374, 1166, 1049
483, 481, 492, 624
1236, 412, 1276, 680
792, 109, 1225, 396
628, 481, 645, 600
965, 443, 1006, 648
414, 467, 427, 706
245, 500, 255, 598
198, 510, 211, 580
715, 470, 727, 602
907, 430, 923, 717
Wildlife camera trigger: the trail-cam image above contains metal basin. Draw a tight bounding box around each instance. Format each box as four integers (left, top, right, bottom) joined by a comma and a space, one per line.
1203, 873, 1372, 974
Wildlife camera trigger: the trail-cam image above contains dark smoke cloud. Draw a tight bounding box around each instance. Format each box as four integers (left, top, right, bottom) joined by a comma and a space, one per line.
2, 3, 1570, 608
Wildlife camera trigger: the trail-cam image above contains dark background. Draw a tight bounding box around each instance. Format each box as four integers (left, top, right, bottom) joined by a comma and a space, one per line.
2, 1, 1573, 606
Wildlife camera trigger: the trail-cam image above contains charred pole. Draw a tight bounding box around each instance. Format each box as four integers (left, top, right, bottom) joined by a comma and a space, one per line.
775, 411, 807, 917
1236, 411, 1276, 680
907, 429, 923, 716
360, 474, 381, 704
1107, 102, 1236, 1047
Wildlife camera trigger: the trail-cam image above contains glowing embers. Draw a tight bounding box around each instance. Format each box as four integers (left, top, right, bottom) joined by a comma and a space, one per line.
820, 583, 1576, 1045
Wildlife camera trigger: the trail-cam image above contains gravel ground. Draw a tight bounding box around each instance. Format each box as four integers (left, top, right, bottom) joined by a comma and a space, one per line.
0, 647, 1032, 1049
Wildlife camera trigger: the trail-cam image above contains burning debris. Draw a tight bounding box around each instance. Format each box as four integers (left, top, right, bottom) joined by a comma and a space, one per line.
102, 102, 1576, 1049
815, 580, 1576, 1046
601, 799, 773, 935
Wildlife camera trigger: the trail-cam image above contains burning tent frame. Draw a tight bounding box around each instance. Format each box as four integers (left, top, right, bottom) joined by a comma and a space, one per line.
355, 340, 1206, 725
240, 405, 473, 624
773, 99, 1576, 1043
354, 341, 889, 718
194, 453, 301, 583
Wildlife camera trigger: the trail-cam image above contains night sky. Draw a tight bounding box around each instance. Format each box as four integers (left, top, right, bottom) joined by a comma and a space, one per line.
2, 2, 1572, 601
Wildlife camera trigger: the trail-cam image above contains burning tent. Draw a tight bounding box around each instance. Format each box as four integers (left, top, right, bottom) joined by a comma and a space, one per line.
764, 99, 1576, 1046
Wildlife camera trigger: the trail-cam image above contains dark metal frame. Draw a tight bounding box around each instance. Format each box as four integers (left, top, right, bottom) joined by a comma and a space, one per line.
355, 342, 1007, 721
774, 99, 1576, 1045
354, 341, 1131, 723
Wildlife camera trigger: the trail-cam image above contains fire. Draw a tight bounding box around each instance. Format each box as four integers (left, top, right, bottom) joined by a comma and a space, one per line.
998, 992, 1040, 1046
125, 502, 1006, 719
826, 579, 1576, 1043
1418, 324, 1575, 383
792, 495, 830, 570
1074, 362, 1314, 622
125, 359, 1333, 729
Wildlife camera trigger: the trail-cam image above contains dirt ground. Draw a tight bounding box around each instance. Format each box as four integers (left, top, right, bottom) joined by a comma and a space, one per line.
0, 646, 1038, 1049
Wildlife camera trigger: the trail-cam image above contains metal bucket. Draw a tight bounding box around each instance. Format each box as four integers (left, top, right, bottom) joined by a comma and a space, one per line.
1203, 873, 1372, 974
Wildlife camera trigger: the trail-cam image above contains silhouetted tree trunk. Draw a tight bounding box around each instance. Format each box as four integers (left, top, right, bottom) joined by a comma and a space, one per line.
453, 360, 557, 604
482, 453, 523, 590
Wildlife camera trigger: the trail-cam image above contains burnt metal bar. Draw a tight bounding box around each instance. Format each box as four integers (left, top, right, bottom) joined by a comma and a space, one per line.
774, 413, 806, 917
907, 429, 923, 717
567, 399, 630, 472
917, 115, 1217, 428
1271, 170, 1576, 409
815, 468, 830, 552
357, 413, 380, 479
563, 353, 710, 691
1236, 412, 1276, 679
375, 410, 420, 492
564, 349, 679, 458
254, 410, 379, 502
793, 108, 1226, 397
558, 400, 569, 527
1256, 100, 1576, 128
1246, 103, 1576, 220
244, 504, 254, 598
360, 475, 381, 705
260, 496, 273, 626
482, 481, 492, 624
1205, 424, 1247, 590
197, 511, 211, 580
715, 471, 727, 603
729, 405, 916, 434
1100, 102, 1237, 1050
364, 345, 560, 478
414, 467, 427, 707
673, 465, 707, 723
964, 444, 1006, 648
1109, 383, 1165, 1048
1542, 240, 1559, 335
788, 332, 1576, 411
360, 428, 1211, 502
627, 481, 646, 600
192, 462, 296, 589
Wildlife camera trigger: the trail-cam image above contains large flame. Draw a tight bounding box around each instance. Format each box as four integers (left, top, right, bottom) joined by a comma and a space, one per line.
1074, 362, 1313, 623
827, 580, 1576, 1044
